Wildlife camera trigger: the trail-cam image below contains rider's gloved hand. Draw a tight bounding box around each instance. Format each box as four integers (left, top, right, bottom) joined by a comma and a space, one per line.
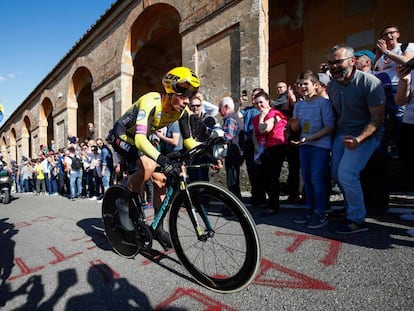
156, 154, 180, 177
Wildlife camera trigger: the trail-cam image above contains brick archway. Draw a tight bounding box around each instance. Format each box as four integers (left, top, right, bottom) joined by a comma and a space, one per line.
130, 3, 182, 101
68, 67, 94, 142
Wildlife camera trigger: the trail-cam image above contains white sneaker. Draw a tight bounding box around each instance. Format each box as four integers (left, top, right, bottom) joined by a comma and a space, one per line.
89, 196, 97, 200
400, 212, 414, 221
407, 228, 414, 237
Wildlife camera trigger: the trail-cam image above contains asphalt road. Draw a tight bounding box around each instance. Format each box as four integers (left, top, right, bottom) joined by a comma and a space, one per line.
0, 192, 413, 310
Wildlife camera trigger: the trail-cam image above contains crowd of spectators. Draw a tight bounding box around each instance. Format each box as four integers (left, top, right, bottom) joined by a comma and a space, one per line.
5, 25, 414, 236
11, 130, 120, 204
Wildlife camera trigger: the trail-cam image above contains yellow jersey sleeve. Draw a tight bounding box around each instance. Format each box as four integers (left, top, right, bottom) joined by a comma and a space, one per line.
134, 92, 162, 161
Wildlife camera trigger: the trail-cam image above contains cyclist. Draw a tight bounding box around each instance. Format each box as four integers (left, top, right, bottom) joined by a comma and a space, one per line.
108, 66, 201, 250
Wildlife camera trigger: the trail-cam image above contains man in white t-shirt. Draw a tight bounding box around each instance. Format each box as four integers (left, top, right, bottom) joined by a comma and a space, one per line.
374, 25, 414, 157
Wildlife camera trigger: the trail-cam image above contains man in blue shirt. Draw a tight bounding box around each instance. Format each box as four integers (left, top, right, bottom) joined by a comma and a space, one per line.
328, 44, 385, 234
96, 137, 114, 201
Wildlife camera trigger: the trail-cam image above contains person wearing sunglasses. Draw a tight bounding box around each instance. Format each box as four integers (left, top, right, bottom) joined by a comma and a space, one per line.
108, 66, 202, 250
187, 96, 221, 182
327, 44, 386, 234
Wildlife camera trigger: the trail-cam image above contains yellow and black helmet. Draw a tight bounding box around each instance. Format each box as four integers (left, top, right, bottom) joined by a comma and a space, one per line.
162, 66, 200, 98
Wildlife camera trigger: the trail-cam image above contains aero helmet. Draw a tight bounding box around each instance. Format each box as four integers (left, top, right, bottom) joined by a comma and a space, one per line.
162, 66, 200, 98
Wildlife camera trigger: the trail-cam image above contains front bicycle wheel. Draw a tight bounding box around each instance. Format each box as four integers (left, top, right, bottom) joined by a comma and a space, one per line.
169, 182, 261, 293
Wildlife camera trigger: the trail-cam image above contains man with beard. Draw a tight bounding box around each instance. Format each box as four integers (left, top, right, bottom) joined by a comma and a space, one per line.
327, 44, 385, 234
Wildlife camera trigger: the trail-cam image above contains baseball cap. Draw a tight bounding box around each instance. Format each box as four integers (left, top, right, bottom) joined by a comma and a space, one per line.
317, 73, 331, 86
355, 50, 376, 64
69, 136, 77, 144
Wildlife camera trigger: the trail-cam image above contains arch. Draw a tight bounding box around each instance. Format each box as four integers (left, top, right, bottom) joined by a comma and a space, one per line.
40, 96, 54, 150
10, 128, 17, 163
22, 115, 32, 159
0, 137, 7, 162
0, 133, 7, 162
69, 66, 94, 142
130, 3, 182, 101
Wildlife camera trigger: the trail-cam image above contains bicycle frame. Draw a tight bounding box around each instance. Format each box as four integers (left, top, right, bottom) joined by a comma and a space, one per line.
150, 165, 213, 241
102, 133, 261, 293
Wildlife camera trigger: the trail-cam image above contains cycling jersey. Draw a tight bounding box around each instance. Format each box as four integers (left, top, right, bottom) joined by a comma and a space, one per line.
110, 92, 199, 162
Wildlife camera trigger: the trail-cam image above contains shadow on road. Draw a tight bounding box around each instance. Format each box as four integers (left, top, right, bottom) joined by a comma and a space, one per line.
77, 217, 199, 289
65, 264, 152, 310
0, 217, 18, 307
77, 218, 113, 251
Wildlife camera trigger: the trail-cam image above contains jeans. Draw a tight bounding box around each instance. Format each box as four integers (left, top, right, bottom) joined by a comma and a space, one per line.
17, 175, 23, 193
244, 139, 266, 203
331, 134, 381, 223
23, 179, 31, 192
84, 169, 94, 197
36, 178, 46, 193
50, 176, 59, 194
70, 169, 83, 199
101, 167, 113, 192
58, 172, 66, 195
225, 153, 243, 199
262, 144, 287, 210
44, 172, 50, 194
300, 145, 331, 214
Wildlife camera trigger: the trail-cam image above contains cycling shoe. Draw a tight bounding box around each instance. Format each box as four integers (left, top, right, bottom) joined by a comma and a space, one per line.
153, 228, 172, 250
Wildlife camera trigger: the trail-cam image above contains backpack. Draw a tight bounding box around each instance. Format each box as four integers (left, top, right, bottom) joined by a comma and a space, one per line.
69, 156, 83, 170
401, 42, 409, 54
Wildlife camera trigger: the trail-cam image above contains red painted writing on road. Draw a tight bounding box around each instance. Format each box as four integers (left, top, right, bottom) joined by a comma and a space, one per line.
7, 258, 44, 281
274, 231, 342, 266
14, 216, 56, 229
48, 247, 83, 265
253, 258, 334, 290
155, 287, 237, 311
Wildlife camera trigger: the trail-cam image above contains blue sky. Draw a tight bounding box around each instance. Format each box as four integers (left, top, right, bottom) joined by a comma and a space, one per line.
0, 0, 116, 123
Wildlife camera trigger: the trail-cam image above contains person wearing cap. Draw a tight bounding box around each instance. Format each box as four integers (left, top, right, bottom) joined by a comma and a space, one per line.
108, 66, 202, 250
355, 50, 376, 73
355, 48, 397, 216
316, 73, 331, 99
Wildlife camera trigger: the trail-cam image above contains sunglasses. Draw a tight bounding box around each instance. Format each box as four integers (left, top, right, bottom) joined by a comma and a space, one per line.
190, 104, 201, 108
327, 57, 352, 66
172, 81, 198, 98
381, 30, 398, 37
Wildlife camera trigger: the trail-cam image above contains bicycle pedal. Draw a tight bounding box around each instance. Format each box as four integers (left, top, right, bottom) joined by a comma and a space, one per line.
153, 230, 172, 251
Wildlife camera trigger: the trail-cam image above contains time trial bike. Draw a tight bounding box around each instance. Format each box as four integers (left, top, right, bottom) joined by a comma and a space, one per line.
102, 133, 261, 293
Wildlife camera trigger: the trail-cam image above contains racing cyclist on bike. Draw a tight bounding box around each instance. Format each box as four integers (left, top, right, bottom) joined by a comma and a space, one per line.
108, 66, 202, 250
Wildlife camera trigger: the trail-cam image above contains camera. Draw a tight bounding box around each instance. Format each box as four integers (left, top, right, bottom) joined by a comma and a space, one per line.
320, 64, 329, 73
